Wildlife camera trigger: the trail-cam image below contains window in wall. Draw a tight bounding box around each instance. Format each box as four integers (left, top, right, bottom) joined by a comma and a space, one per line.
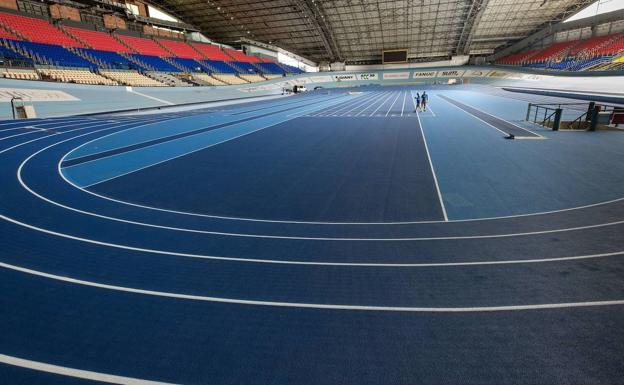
127, 22, 143, 33
16, 0, 49, 17
81, 13, 105, 29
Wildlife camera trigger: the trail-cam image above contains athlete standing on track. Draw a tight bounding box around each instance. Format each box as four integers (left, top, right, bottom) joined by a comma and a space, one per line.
422, 91, 428, 111
414, 92, 421, 112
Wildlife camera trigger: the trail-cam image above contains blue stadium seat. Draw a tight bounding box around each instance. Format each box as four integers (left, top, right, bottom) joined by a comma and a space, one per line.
232, 61, 258, 74
12, 41, 95, 69
130, 54, 181, 72
200, 60, 238, 74
78, 48, 136, 70
168, 57, 209, 72
254, 62, 286, 74
281, 63, 303, 73
0, 44, 32, 63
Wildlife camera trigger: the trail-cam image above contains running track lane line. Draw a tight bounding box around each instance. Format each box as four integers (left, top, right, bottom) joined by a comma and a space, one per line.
128, 89, 174, 105
18, 130, 624, 241
2, 261, 624, 312
339, 91, 389, 116
63, 94, 350, 168
416, 109, 449, 221
315, 91, 381, 116
0, 354, 175, 385
369, 92, 396, 116
19, 132, 624, 241
355, 91, 394, 117
385, 91, 402, 117
7, 198, 624, 263
437, 94, 543, 139
75, 94, 353, 188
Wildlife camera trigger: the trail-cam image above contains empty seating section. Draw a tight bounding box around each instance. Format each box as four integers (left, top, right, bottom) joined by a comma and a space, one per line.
192, 73, 227, 86
146, 72, 191, 87
12, 41, 95, 68
156, 38, 203, 59
190, 43, 232, 61
100, 70, 166, 86
254, 62, 285, 74
0, 44, 31, 62
64, 27, 133, 53
169, 57, 208, 72
497, 49, 539, 65
232, 61, 258, 73
212, 74, 247, 85
1, 68, 39, 80
117, 35, 168, 56
78, 49, 135, 70
595, 35, 624, 56
224, 48, 260, 62
529, 41, 577, 63
0, 12, 82, 47
569, 34, 614, 56
279, 63, 303, 73
38, 68, 117, 85
201, 60, 238, 74
131, 54, 180, 72
0, 10, 301, 86
498, 33, 624, 71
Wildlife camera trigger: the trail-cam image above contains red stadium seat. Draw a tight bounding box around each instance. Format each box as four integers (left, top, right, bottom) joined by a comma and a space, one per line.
189, 43, 232, 61
0, 12, 83, 47
64, 27, 134, 53
156, 38, 203, 59
116, 35, 169, 56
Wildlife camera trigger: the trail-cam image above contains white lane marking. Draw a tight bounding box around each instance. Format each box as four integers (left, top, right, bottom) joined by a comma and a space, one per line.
283, 94, 354, 117
369, 92, 396, 117
401, 91, 407, 117
339, 92, 389, 116
2, 261, 624, 312
78, 96, 347, 189
410, 90, 418, 112
0, 129, 41, 141
356, 91, 394, 117
426, 104, 436, 117
306, 92, 372, 117
52, 97, 335, 166
9, 125, 617, 242
326, 92, 382, 116
61, 114, 225, 163
128, 90, 175, 106
449, 93, 544, 137
60, 100, 615, 226
0, 121, 138, 156
0, 117, 93, 130
416, 109, 449, 221
438, 94, 543, 139
5, 194, 624, 266
385, 91, 402, 117
0, 354, 175, 385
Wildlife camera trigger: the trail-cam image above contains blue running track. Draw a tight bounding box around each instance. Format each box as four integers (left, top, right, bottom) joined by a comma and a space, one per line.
1, 86, 624, 384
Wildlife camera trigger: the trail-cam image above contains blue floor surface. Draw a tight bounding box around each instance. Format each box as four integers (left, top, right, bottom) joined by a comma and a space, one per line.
1, 85, 624, 384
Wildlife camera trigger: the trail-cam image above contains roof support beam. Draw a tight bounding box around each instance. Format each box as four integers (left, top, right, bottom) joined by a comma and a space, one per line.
293, 0, 341, 61
455, 0, 489, 55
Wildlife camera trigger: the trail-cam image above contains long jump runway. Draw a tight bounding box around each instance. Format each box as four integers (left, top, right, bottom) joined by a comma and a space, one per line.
2, 87, 624, 384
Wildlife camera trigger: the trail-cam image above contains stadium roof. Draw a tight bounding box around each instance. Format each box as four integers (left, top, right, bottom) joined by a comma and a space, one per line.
145, 0, 596, 63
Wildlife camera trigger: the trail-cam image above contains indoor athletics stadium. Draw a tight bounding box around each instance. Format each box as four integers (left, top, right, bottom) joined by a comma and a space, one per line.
1, 0, 624, 383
